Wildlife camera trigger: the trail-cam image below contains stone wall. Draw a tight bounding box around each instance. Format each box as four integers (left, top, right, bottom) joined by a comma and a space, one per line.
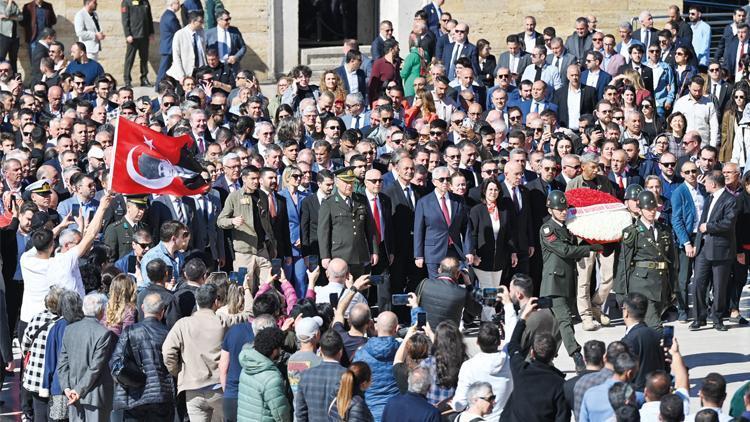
18, 0, 272, 84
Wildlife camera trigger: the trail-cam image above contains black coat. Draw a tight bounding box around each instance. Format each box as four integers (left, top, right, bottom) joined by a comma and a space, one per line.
364, 192, 395, 258
526, 178, 564, 247
499, 184, 534, 251
259, 190, 292, 258
111, 317, 174, 410
383, 182, 421, 261
467, 202, 515, 271
621, 322, 664, 391
300, 194, 321, 256
695, 189, 738, 261
552, 84, 598, 129
0, 218, 20, 285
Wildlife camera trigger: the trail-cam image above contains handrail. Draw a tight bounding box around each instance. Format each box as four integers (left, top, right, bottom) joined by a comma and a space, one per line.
684, 0, 744, 11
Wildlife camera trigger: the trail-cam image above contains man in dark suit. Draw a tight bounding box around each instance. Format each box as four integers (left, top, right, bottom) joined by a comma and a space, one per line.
547, 37, 577, 84
581, 51, 612, 100
335, 50, 367, 99
620, 292, 665, 391
413, 11, 437, 60
609, 150, 644, 200
414, 166, 471, 279
564, 17, 593, 63
441, 22, 479, 80
0, 202, 33, 340
692, 170, 738, 331
633, 11, 658, 47
258, 167, 292, 262
148, 194, 199, 249
421, 0, 444, 37
205, 9, 247, 74
363, 168, 395, 310
500, 162, 535, 282
706, 61, 733, 119
617, 44, 654, 94
157, 0, 181, 86
526, 157, 564, 293
450, 67, 486, 113
720, 23, 749, 82
383, 158, 424, 304
318, 168, 377, 279
497, 35, 533, 84
517, 15, 545, 51
521, 80, 557, 120
371, 20, 393, 60
300, 170, 334, 258
714, 7, 746, 62
191, 188, 225, 268
552, 64, 598, 130
30, 28, 55, 84
435, 18, 454, 62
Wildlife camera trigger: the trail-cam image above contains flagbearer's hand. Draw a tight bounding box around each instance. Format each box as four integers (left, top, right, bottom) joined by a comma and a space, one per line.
100, 190, 115, 207
232, 216, 245, 228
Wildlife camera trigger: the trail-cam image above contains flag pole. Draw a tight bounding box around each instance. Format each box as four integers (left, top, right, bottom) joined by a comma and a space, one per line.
109, 116, 121, 192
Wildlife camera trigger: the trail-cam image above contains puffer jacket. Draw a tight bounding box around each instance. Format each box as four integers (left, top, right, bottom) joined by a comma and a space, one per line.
111, 317, 174, 410
238, 345, 292, 422
352, 336, 400, 422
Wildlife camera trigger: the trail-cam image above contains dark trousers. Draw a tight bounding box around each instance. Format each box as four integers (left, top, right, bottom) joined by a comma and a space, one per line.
366, 247, 391, 312
727, 252, 748, 312
124, 403, 174, 422
156, 54, 172, 86
124, 37, 150, 83
529, 249, 543, 296
0, 34, 19, 73
502, 250, 530, 286
390, 253, 426, 321
223, 397, 238, 422
550, 295, 580, 356
693, 253, 730, 323
17, 320, 32, 420
32, 393, 48, 422
676, 243, 694, 315
7, 279, 23, 339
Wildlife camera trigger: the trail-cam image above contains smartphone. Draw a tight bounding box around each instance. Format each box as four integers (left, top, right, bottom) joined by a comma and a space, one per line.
392, 294, 409, 306
71, 203, 80, 217
329, 292, 339, 308
127, 255, 137, 273
237, 267, 248, 284
88, 210, 95, 222
662, 326, 674, 348
307, 255, 319, 271
482, 288, 498, 306
210, 271, 228, 279
417, 312, 427, 329
166, 266, 173, 281
370, 274, 385, 285
537, 296, 553, 309
229, 271, 240, 284
544, 123, 552, 134
271, 259, 282, 278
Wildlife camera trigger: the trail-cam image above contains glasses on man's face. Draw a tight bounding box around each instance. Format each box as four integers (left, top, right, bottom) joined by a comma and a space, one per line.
509, 115, 522, 121
381, 117, 393, 122
452, 120, 462, 125
445, 154, 460, 160
478, 395, 496, 403
435, 177, 450, 183
613, 116, 624, 121
592, 37, 603, 42
683, 169, 698, 175
565, 164, 582, 170
648, 49, 660, 54
482, 168, 499, 174
74, 81, 84, 86
22, 131, 32, 136
326, 126, 340, 131
366, 178, 383, 184
162, 102, 175, 108
0, 68, 10, 72
709, 67, 720, 72
660, 162, 676, 167
345, 103, 359, 109
497, 74, 510, 79
430, 131, 443, 136
542, 166, 557, 172
391, 137, 403, 144
454, 29, 466, 34
134, 241, 152, 249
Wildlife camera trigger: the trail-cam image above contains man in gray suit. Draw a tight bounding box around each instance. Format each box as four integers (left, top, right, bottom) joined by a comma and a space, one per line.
74, 0, 104, 61
204, 9, 246, 73
547, 37, 578, 85
496, 34, 532, 84
58, 293, 115, 422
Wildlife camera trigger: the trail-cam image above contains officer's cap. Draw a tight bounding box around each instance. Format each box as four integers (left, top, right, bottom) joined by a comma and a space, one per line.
25, 179, 52, 195
334, 167, 356, 183
126, 195, 149, 208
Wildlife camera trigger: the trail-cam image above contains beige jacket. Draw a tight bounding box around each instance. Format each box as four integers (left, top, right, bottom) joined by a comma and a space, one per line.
162, 308, 226, 393
217, 189, 261, 254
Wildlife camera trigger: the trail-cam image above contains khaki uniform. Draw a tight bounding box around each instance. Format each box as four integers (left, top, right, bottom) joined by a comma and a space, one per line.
317, 191, 376, 277
103, 217, 149, 259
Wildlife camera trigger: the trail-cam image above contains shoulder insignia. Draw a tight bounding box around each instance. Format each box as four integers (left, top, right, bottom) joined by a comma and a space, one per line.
623, 231, 630, 240
543, 226, 551, 235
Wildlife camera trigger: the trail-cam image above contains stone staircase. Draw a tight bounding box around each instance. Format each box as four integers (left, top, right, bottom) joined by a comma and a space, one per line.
300, 46, 372, 79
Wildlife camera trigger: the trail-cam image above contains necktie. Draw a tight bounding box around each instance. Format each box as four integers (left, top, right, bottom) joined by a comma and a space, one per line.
512, 188, 520, 212
175, 199, 184, 223
741, 43, 746, 71
534, 66, 543, 81
554, 57, 560, 72
711, 83, 717, 99
648, 225, 656, 242
202, 196, 209, 222
618, 174, 624, 190
450, 44, 461, 77
440, 195, 452, 245
405, 186, 413, 209
545, 183, 551, 194
268, 192, 277, 218
354, 115, 360, 129
532, 102, 538, 113
197, 137, 205, 154
345, 196, 352, 209
372, 197, 382, 244
193, 32, 201, 68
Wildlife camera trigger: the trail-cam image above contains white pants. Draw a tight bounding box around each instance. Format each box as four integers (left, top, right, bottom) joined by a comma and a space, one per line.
474, 268, 503, 321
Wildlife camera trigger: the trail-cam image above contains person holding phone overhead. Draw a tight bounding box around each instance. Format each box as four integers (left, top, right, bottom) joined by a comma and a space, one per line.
539, 190, 602, 374
615, 190, 676, 332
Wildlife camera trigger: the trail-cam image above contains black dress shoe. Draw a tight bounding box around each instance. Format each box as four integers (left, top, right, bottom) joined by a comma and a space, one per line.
140, 77, 151, 87
729, 316, 749, 325
689, 320, 706, 330
572, 351, 586, 373
714, 321, 728, 331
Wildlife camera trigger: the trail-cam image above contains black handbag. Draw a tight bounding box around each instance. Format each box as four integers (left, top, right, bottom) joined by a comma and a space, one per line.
112, 341, 146, 389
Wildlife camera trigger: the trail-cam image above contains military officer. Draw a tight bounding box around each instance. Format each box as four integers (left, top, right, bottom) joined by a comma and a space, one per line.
623, 184, 643, 222
540, 190, 602, 373
318, 167, 378, 279
24, 179, 61, 226
103, 195, 150, 259
121, 0, 154, 86
615, 190, 675, 331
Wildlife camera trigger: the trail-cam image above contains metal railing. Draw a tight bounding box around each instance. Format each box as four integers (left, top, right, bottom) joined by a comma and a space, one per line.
630, 11, 734, 58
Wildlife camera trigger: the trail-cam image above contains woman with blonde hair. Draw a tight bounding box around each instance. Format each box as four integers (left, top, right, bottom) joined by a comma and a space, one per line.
104, 274, 136, 336
328, 362, 374, 422
208, 274, 254, 327
404, 89, 437, 127
320, 70, 347, 105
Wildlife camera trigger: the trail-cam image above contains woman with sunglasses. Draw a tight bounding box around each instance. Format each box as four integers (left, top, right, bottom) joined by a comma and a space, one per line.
674, 47, 698, 98
640, 96, 665, 140
279, 165, 310, 297
720, 85, 750, 162
404, 89, 437, 128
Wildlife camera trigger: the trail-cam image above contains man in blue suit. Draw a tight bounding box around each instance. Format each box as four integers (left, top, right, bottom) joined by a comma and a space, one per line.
157, 0, 181, 86
721, 23, 749, 82
413, 166, 472, 278
371, 20, 393, 60
205, 9, 246, 74
520, 80, 557, 122
440, 23, 479, 80
581, 51, 612, 100
421, 0, 444, 37
670, 160, 706, 322
335, 50, 367, 99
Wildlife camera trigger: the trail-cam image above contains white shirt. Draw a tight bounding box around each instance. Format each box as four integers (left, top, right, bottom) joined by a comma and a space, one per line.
685, 407, 732, 422
672, 94, 719, 147
736, 40, 749, 79
171, 196, 187, 222
647, 61, 664, 87
433, 94, 457, 121
566, 85, 582, 130
345, 65, 360, 94
686, 182, 705, 235
450, 42, 464, 66
19, 249, 52, 323
524, 33, 536, 51
585, 70, 600, 89
640, 388, 690, 422
49, 247, 85, 298
530, 99, 545, 113
434, 190, 452, 220
366, 191, 385, 241
504, 182, 523, 209
314, 283, 367, 317
509, 54, 519, 73
218, 27, 231, 62
705, 188, 725, 222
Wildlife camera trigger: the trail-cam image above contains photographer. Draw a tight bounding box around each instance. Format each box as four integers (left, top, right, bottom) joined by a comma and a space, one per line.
406, 256, 481, 329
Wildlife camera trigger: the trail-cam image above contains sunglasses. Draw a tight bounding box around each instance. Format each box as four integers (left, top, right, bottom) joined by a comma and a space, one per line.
290, 174, 302, 179
22, 131, 32, 136
660, 162, 676, 167
592, 37, 603, 41
366, 178, 383, 183
326, 126, 341, 130
683, 169, 698, 174
542, 166, 557, 171
134, 241, 152, 248
435, 177, 450, 183
430, 131, 443, 136
454, 29, 466, 33
736, 95, 746, 100
509, 115, 522, 121
613, 116, 624, 120
391, 138, 403, 144
381, 117, 393, 122
162, 102, 175, 108
479, 395, 496, 403
675, 52, 684, 56
483, 168, 499, 174
497, 74, 510, 79
709, 67, 720, 72
565, 164, 582, 170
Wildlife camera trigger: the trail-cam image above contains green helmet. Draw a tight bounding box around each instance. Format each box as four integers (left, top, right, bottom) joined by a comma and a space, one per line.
637, 190, 658, 210
623, 184, 644, 200
546, 190, 568, 210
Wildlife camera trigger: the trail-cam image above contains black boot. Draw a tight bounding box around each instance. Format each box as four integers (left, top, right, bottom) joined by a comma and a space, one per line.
572, 351, 586, 373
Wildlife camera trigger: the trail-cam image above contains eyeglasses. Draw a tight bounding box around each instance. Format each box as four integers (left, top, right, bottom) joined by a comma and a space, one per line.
682, 169, 698, 174
509, 115, 522, 121
381, 117, 393, 122
648, 50, 660, 54
73, 81, 84, 85
736, 95, 746, 100
430, 131, 443, 136
345, 103, 359, 109
533, 127, 543, 132
612, 116, 624, 120
478, 395, 496, 403
391, 137, 403, 144
326, 126, 341, 130
592, 37, 603, 41
454, 30, 465, 33
482, 168, 499, 174
290, 174, 302, 179
435, 177, 450, 183
162, 102, 175, 108
542, 166, 557, 171
642, 104, 652, 109
496, 74, 510, 79
0, 68, 10, 72
22, 131, 31, 136
445, 154, 460, 159
709, 67, 720, 72
675, 52, 684, 56
452, 120, 462, 125
565, 164, 582, 170
134, 241, 152, 249
366, 178, 383, 183
660, 162, 676, 167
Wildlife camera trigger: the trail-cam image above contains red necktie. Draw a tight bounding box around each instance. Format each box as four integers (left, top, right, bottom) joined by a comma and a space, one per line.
618, 174, 624, 190
441, 195, 453, 245
372, 197, 382, 244
268, 192, 277, 218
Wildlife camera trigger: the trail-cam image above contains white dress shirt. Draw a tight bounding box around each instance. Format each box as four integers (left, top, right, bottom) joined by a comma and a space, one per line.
218, 27, 232, 62
686, 182, 705, 235
566, 86, 582, 130
585, 70, 600, 89
524, 33, 536, 51
434, 190, 452, 220
672, 94, 719, 147
345, 65, 360, 94
705, 188, 725, 222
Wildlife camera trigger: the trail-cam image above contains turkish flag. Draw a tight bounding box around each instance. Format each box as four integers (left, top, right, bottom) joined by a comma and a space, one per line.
110, 117, 210, 196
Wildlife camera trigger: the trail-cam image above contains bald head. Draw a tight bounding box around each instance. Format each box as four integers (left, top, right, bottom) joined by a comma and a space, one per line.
348, 303, 371, 331
326, 258, 348, 283
376, 311, 399, 336
504, 161, 523, 188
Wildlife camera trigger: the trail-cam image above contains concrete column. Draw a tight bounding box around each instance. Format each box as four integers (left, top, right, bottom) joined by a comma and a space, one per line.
379, 0, 415, 49
270, 0, 299, 79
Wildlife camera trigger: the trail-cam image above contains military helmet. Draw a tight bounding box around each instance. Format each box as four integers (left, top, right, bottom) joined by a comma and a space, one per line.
546, 190, 568, 210
637, 190, 658, 210
623, 184, 644, 200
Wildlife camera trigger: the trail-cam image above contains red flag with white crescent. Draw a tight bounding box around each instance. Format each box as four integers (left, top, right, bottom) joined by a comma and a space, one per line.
110, 117, 210, 196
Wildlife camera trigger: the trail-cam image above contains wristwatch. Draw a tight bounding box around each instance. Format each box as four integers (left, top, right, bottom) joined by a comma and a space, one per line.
349, 286, 359, 294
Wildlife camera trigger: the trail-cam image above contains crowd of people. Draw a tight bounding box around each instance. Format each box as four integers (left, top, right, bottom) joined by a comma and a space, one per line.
0, 0, 749, 421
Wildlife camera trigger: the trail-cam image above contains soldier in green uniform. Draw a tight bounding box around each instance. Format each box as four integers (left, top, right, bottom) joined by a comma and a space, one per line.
103, 195, 150, 259
615, 190, 675, 332
540, 190, 602, 372
318, 167, 377, 279
623, 184, 643, 222
121, 0, 154, 86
